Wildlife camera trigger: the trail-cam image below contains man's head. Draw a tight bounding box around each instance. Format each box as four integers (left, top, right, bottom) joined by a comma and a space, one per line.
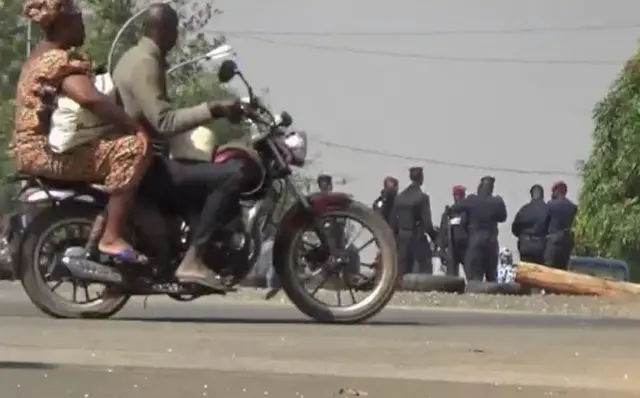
530, 184, 544, 200
317, 174, 333, 193
382, 176, 399, 196
551, 181, 568, 199
409, 167, 423, 185
452, 185, 466, 202
477, 175, 495, 196
142, 3, 179, 53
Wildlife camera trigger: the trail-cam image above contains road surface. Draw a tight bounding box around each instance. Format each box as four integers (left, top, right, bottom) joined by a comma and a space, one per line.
0, 283, 639, 398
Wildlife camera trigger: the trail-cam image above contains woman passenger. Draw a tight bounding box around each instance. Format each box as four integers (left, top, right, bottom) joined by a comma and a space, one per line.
12, 0, 150, 262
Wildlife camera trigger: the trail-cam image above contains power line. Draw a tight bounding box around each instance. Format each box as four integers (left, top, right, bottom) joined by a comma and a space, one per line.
209, 21, 640, 37
226, 35, 621, 65
312, 137, 579, 176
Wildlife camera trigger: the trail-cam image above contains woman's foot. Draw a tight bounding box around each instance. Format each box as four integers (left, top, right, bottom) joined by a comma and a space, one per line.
98, 238, 148, 264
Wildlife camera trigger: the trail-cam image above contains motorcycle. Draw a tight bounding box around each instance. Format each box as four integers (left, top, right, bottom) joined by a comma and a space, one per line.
0, 38, 271, 281
7, 58, 399, 323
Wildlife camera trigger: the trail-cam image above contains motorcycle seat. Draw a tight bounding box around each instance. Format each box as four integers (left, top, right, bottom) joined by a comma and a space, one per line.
8, 173, 107, 191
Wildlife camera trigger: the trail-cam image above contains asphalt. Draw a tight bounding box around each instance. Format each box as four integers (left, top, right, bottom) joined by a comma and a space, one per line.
1, 282, 639, 398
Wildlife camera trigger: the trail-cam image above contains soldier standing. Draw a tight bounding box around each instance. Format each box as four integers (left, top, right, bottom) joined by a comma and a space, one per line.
545, 181, 577, 269
511, 184, 549, 264
439, 185, 468, 276
391, 167, 438, 275
373, 176, 399, 224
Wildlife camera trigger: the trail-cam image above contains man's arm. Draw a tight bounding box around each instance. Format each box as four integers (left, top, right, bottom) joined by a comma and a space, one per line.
494, 196, 508, 223
128, 56, 213, 136
438, 211, 449, 250
511, 206, 523, 238
389, 203, 399, 235
420, 194, 438, 242
372, 196, 383, 215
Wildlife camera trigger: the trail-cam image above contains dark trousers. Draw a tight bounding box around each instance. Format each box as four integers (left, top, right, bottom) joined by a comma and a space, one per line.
544, 232, 573, 270
397, 230, 415, 275
413, 234, 433, 274
464, 231, 498, 282
446, 241, 467, 277
517, 235, 545, 264
138, 156, 243, 250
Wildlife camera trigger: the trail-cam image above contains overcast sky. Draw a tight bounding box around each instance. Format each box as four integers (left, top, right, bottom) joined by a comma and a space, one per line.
202, 0, 640, 247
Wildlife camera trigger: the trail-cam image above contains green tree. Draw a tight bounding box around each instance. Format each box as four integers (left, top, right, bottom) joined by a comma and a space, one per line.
0, 0, 33, 211
574, 48, 640, 280
0, 0, 30, 170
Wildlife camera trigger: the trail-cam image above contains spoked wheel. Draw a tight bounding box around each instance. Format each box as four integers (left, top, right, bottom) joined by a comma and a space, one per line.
278, 201, 398, 323
20, 206, 130, 319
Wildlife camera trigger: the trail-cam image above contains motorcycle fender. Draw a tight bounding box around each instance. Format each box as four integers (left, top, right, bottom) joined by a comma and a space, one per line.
271, 192, 352, 274
0, 212, 28, 281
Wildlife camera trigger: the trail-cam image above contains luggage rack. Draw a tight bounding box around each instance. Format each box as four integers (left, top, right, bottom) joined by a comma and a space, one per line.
5, 173, 108, 204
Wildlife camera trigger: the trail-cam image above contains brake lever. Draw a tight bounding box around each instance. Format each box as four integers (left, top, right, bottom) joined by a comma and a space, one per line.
244, 106, 269, 127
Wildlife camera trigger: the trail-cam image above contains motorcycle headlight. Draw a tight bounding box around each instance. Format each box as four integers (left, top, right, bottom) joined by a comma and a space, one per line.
284, 130, 308, 167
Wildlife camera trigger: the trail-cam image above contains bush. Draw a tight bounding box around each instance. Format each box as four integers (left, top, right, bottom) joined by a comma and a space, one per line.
574, 48, 640, 281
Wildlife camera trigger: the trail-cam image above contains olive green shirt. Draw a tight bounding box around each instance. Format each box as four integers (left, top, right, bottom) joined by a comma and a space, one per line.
112, 37, 212, 138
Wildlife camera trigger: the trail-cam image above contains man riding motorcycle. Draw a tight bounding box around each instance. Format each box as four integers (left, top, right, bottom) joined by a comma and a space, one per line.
113, 3, 243, 292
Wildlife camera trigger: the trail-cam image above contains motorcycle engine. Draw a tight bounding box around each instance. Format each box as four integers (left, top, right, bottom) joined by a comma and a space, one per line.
201, 213, 253, 286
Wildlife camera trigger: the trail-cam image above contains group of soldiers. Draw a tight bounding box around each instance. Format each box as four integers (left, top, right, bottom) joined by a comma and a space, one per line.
371, 167, 577, 282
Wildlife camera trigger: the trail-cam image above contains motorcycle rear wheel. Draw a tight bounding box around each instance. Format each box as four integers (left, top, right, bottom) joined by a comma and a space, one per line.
278, 201, 398, 323
20, 205, 130, 319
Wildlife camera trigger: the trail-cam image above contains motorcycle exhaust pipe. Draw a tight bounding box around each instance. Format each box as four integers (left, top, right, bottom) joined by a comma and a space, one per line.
61, 247, 124, 285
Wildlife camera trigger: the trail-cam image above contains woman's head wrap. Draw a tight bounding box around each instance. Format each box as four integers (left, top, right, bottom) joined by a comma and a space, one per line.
22, 0, 79, 27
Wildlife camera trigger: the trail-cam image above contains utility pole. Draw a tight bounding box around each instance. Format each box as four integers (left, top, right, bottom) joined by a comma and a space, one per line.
26, 20, 32, 56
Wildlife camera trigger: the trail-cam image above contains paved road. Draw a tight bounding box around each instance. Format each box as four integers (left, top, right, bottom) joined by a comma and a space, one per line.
1, 283, 639, 398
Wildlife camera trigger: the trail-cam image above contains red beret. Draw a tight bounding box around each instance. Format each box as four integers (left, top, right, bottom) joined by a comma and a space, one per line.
452, 185, 466, 195
552, 181, 567, 192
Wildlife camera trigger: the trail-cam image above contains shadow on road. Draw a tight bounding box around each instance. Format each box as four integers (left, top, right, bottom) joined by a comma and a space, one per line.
117, 316, 423, 326
116, 313, 640, 328
0, 361, 57, 370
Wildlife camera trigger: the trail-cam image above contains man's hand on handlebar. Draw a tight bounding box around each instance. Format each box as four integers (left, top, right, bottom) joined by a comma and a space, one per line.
245, 96, 266, 111
207, 99, 245, 123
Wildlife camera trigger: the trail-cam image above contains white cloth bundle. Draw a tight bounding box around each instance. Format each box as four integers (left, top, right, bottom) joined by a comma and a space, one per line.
48, 73, 115, 153
169, 126, 217, 162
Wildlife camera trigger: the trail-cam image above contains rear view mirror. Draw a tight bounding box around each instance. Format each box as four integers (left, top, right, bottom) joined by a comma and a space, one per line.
279, 111, 293, 128
217, 60, 238, 83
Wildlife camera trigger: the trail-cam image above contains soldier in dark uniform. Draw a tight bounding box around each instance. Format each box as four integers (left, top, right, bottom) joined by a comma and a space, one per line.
511, 184, 549, 264
544, 181, 577, 270
317, 174, 333, 194
439, 185, 468, 277
373, 177, 399, 224
450, 176, 506, 281
316, 174, 343, 245
391, 167, 438, 275
315, 174, 359, 280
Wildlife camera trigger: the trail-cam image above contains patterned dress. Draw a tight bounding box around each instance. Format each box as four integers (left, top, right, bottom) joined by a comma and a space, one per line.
11, 48, 149, 193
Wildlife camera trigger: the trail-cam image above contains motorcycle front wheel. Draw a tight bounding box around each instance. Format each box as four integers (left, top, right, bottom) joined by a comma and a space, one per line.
277, 201, 398, 324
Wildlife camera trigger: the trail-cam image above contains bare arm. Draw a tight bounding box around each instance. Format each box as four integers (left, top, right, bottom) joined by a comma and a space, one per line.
128, 56, 216, 136
61, 74, 139, 134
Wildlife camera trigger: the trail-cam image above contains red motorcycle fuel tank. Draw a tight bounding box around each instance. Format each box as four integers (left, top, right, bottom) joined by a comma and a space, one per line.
212, 144, 266, 196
